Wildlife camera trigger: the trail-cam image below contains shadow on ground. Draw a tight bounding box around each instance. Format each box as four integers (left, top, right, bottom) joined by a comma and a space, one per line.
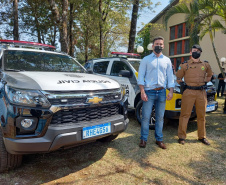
0, 99, 225, 184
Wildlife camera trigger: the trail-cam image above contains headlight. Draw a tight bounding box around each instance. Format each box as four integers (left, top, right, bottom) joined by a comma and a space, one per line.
173, 86, 180, 93
5, 86, 51, 108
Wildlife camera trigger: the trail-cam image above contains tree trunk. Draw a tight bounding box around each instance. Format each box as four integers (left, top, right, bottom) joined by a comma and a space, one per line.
69, 3, 74, 57
209, 31, 225, 78
41, 33, 45, 44
128, 0, 139, 53
99, 0, 103, 58
48, 0, 68, 53
52, 25, 57, 46
85, 44, 88, 62
85, 29, 89, 62
13, 0, 19, 40
61, 0, 69, 53
34, 15, 41, 43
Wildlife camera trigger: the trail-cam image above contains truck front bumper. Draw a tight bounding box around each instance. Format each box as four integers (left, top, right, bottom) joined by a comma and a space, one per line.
4, 115, 129, 155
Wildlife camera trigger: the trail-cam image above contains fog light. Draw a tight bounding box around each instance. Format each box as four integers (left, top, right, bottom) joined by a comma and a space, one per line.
176, 99, 182, 108
178, 100, 181, 106
21, 119, 33, 128
16, 116, 38, 135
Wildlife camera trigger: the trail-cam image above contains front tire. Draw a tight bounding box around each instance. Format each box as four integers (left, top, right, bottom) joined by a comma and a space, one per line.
0, 131, 23, 172
135, 100, 155, 130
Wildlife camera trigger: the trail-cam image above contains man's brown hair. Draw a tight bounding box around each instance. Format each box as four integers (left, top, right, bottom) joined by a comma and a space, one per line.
152, 36, 164, 44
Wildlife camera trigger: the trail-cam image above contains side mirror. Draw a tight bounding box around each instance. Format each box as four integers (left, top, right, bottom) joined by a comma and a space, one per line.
86, 69, 93, 74
119, 70, 131, 78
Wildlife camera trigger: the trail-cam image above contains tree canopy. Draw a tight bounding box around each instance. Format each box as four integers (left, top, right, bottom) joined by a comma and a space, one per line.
0, 0, 161, 62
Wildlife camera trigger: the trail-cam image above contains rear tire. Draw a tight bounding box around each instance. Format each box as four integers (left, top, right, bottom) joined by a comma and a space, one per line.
135, 100, 155, 130
0, 131, 22, 173
98, 134, 118, 142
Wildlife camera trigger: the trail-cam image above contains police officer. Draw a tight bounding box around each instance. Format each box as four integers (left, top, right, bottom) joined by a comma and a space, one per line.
176, 45, 213, 145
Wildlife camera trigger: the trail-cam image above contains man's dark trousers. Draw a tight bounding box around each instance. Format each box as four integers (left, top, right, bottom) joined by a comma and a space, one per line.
217, 82, 225, 97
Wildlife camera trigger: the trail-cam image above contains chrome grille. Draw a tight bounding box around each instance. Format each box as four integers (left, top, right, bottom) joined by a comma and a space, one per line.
42, 89, 122, 105
48, 98, 87, 105
51, 104, 120, 125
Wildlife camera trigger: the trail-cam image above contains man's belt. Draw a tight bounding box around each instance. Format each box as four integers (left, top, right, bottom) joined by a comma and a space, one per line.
153, 87, 164, 91
186, 85, 207, 90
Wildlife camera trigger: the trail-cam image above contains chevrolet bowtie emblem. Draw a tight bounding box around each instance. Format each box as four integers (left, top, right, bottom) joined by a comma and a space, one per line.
87, 96, 103, 104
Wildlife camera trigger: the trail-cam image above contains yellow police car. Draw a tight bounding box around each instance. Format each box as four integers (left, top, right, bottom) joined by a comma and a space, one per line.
85, 52, 218, 129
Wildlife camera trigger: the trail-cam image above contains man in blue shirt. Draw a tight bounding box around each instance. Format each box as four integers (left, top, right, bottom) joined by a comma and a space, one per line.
137, 36, 175, 149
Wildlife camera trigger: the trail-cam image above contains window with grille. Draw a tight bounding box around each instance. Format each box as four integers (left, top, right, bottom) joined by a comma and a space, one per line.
170, 26, 175, 40
178, 24, 183, 38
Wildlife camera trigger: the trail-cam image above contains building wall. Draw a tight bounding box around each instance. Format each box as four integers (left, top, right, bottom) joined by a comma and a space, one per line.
149, 10, 226, 76
150, 14, 187, 57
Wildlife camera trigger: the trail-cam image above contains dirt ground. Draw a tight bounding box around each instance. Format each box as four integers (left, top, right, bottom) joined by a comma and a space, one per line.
0, 98, 226, 185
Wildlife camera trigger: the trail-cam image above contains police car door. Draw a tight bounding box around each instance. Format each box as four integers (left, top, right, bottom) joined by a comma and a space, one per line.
107, 59, 136, 108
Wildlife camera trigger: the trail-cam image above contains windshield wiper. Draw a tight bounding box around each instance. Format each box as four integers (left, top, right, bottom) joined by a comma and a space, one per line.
4, 68, 25, 72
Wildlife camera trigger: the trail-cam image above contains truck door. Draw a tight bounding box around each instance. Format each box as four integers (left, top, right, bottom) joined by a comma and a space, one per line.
108, 60, 136, 108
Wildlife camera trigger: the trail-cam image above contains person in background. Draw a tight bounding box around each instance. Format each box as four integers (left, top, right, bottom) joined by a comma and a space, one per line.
137, 36, 175, 149
211, 72, 216, 84
176, 44, 213, 145
217, 68, 226, 97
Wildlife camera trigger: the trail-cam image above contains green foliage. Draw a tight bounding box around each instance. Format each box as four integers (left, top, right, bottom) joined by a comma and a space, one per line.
162, 0, 226, 77
0, 1, 14, 38
20, 0, 57, 45
75, 0, 130, 61
0, 0, 160, 61
136, 23, 163, 57
163, 1, 200, 46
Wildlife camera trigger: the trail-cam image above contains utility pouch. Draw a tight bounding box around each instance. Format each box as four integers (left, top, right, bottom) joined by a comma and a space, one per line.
180, 82, 187, 94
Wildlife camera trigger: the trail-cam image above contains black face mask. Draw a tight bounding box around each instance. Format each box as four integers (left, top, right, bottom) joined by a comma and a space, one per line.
154, 46, 163, 54
192, 51, 201, 59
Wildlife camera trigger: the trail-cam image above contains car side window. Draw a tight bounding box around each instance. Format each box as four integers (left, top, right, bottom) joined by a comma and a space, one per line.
110, 61, 132, 76
93, 61, 109, 74
0, 50, 2, 69
84, 62, 91, 69
0, 56, 2, 69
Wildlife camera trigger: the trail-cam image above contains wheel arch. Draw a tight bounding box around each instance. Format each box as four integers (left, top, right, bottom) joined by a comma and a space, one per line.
134, 92, 141, 108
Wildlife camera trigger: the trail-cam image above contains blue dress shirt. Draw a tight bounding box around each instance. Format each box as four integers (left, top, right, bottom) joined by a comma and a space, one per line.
137, 52, 175, 90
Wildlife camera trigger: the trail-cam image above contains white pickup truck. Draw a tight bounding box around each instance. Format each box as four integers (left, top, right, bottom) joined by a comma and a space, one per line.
0, 40, 129, 172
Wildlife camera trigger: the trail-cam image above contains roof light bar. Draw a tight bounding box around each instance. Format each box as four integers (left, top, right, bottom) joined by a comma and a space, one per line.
111, 52, 140, 57
0, 40, 56, 50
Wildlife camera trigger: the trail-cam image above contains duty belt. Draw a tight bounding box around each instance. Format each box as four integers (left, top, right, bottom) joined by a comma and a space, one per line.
186, 85, 207, 90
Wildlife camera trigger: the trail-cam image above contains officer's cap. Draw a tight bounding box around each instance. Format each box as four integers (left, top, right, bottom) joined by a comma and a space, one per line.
192, 44, 202, 52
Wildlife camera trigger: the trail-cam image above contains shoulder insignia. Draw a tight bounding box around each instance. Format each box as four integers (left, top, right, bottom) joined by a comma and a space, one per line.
182, 61, 187, 64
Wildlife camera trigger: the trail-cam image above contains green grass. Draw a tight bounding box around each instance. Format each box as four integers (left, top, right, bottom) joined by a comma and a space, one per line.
0, 98, 225, 185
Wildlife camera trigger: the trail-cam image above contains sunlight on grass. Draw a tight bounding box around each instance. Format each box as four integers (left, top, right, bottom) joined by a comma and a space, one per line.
1, 98, 225, 185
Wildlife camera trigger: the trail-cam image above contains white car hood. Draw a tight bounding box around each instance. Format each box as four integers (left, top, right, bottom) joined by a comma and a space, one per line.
3, 71, 120, 91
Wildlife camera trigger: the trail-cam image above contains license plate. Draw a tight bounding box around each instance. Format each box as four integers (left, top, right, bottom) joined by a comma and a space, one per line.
206, 104, 215, 112
83, 122, 111, 139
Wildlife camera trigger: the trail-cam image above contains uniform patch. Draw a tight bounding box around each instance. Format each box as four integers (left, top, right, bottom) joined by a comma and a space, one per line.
201, 66, 205, 70
178, 66, 181, 70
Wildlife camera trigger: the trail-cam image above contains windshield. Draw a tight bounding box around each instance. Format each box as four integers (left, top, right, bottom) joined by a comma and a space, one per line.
127, 59, 140, 72
3, 50, 85, 73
